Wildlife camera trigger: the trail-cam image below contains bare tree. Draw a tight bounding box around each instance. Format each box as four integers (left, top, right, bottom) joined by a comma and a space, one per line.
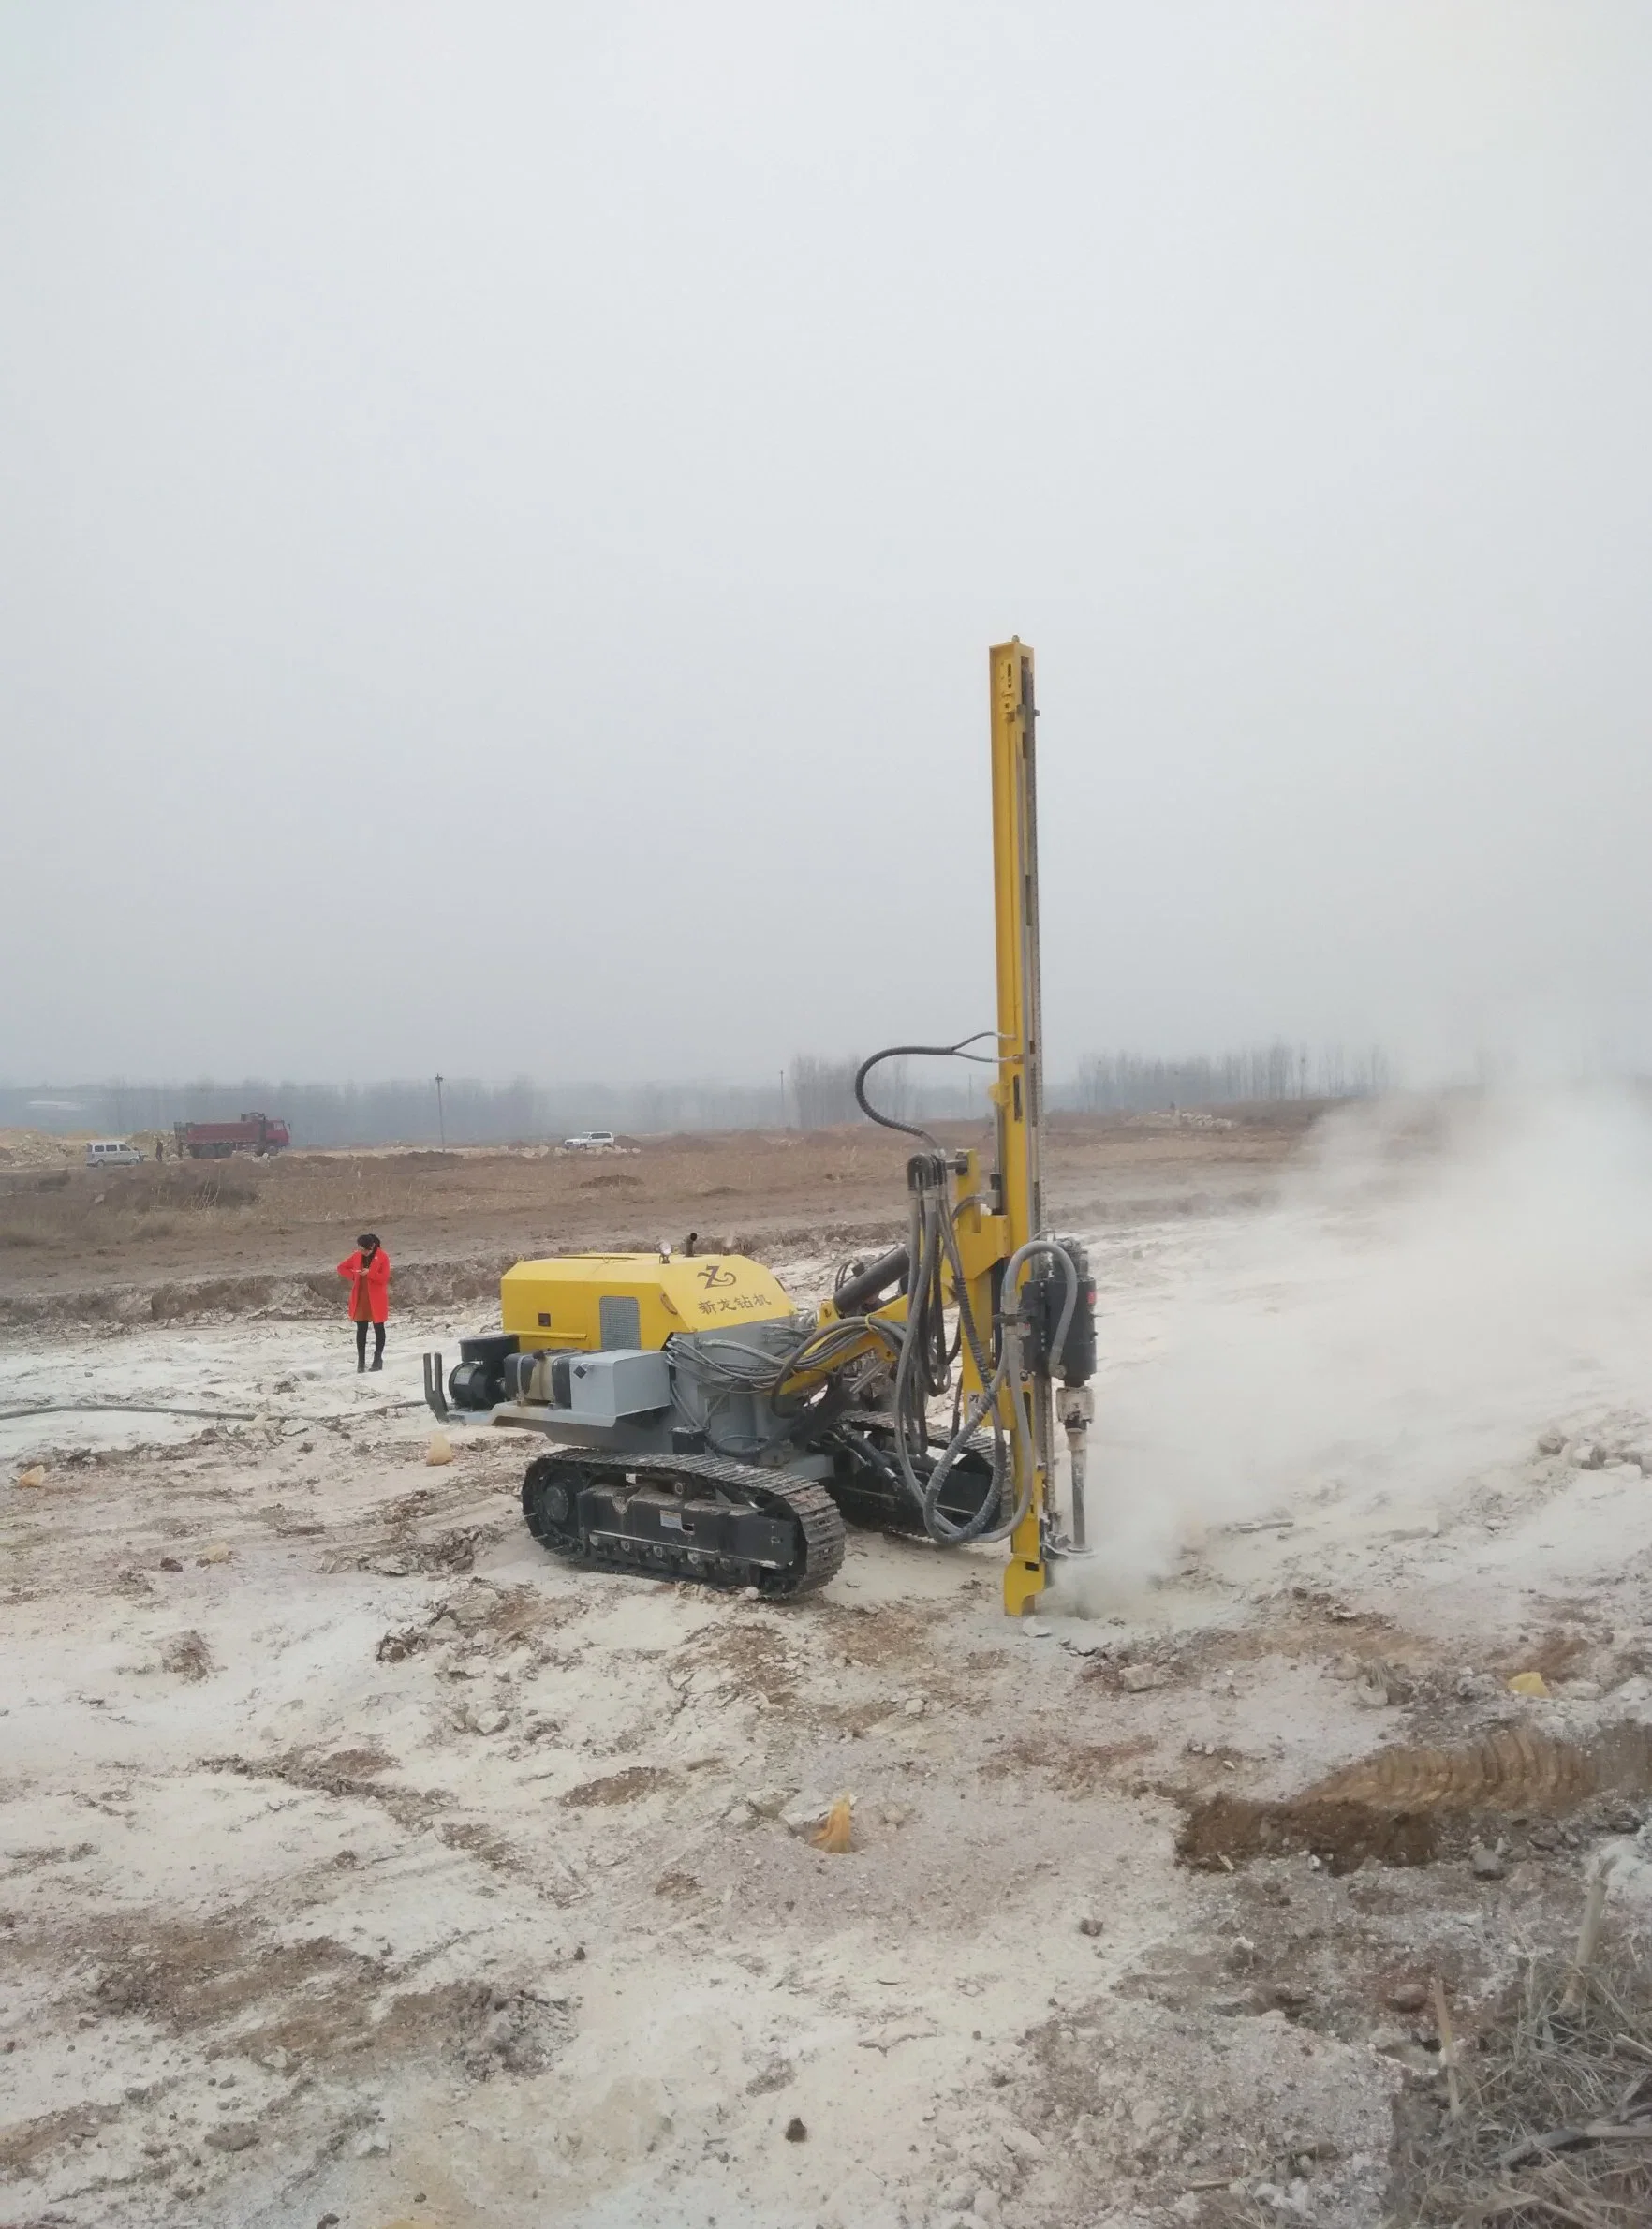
1071, 1041, 1384, 1114
789, 1055, 863, 1129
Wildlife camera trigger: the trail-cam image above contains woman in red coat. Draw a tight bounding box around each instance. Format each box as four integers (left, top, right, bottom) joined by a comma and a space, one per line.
336, 1233, 391, 1371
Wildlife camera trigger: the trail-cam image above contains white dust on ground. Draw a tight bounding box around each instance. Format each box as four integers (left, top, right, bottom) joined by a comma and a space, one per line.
2, 1168, 1652, 2229
0, 1314, 429, 1461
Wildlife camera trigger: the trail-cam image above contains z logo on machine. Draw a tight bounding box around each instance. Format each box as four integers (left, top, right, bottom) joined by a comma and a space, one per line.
696, 1264, 738, 1288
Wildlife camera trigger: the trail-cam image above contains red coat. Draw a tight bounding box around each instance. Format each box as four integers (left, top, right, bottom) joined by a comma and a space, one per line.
337, 1247, 391, 1323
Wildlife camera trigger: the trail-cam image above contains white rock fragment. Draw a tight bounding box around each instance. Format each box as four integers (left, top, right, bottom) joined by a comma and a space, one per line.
743, 1787, 794, 1819
1001, 2125, 1046, 2162
780, 1793, 833, 1837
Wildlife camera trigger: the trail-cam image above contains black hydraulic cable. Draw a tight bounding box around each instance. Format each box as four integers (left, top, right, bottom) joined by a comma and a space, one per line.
853, 1034, 1000, 1145
850, 1034, 1018, 1532
833, 1422, 907, 1494
0, 1399, 423, 1424
0, 1401, 260, 1423
917, 1238, 1078, 1548
669, 1318, 901, 1408
885, 1179, 1007, 1531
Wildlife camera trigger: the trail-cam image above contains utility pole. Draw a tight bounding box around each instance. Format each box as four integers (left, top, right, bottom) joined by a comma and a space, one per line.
779, 1068, 786, 1129
435, 1073, 446, 1150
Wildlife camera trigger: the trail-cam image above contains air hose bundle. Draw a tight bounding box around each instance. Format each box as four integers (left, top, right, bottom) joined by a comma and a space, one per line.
665, 1311, 903, 1459
849, 1041, 1078, 1547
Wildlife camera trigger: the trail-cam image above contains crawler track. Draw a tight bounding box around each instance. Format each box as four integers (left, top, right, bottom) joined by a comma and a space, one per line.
521, 1445, 845, 1599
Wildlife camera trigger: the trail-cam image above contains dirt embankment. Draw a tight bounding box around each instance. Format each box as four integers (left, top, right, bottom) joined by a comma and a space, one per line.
0, 1108, 1318, 1325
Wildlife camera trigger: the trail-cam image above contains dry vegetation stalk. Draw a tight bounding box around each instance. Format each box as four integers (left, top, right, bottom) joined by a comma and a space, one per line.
1388, 1931, 1652, 2229
1434, 1975, 1463, 2120
1562, 1858, 1617, 2014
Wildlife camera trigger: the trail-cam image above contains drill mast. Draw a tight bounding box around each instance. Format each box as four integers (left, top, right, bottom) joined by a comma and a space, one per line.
990, 641, 1054, 1615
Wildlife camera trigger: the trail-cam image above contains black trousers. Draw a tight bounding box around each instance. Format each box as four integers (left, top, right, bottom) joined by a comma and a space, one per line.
355, 1320, 386, 1364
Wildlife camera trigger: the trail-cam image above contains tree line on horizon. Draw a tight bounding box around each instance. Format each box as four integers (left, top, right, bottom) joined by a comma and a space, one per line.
0, 1043, 1384, 1148
1072, 1042, 1390, 1113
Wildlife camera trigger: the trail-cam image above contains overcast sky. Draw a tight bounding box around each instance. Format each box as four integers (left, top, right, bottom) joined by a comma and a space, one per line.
4, 3, 1650, 1087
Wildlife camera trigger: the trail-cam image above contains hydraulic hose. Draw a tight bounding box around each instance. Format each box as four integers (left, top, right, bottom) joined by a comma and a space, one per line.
853, 1035, 999, 1146
831, 1246, 909, 1318
666, 1314, 905, 1458
910, 1236, 1078, 1546
0, 1398, 421, 1424
791, 1035, 1084, 1550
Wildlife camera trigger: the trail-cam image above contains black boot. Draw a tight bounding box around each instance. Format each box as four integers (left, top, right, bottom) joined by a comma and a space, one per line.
357, 1356, 366, 1373
369, 1354, 383, 1372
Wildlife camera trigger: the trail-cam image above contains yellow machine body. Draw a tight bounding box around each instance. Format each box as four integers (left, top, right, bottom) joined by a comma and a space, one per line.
501, 1253, 795, 1352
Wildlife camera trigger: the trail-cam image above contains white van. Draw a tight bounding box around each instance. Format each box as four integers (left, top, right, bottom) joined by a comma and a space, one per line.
85, 1140, 145, 1168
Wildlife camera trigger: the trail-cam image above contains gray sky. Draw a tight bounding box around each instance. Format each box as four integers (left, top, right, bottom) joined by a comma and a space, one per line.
4, 3, 1651, 1086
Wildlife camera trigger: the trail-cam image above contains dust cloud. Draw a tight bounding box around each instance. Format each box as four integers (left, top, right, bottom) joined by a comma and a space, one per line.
1084, 1087, 1652, 1592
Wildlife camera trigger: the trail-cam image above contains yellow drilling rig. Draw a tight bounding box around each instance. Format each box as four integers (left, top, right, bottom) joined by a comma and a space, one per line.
423, 642, 1095, 1616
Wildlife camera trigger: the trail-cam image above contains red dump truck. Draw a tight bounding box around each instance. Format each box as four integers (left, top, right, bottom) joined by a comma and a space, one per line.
173, 1113, 291, 1159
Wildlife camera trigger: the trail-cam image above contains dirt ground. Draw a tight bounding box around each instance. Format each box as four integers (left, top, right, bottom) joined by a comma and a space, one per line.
4, 1104, 1652, 2229
0, 1110, 1311, 1322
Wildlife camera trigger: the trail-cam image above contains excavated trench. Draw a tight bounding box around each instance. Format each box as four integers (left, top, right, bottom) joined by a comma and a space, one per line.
1177, 1720, 1652, 1875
